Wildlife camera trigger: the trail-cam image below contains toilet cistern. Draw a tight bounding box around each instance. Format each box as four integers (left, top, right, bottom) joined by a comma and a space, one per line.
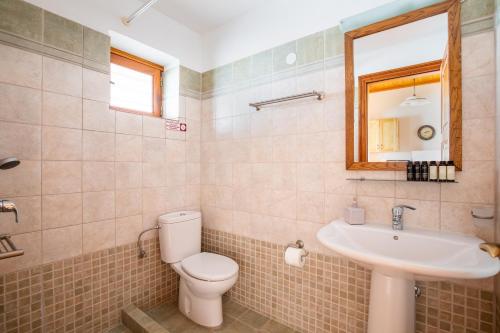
391, 205, 415, 230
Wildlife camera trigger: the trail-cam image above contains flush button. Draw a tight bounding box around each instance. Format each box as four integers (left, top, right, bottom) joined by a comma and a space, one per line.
393, 236, 399, 240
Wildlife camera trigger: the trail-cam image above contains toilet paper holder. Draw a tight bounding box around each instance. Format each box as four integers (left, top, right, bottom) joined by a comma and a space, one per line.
285, 240, 309, 258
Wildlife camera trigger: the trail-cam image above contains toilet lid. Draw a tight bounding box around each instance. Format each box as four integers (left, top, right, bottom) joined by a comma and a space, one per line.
181, 252, 239, 282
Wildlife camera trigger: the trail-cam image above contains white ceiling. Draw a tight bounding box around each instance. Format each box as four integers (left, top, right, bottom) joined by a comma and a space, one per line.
147, 0, 271, 33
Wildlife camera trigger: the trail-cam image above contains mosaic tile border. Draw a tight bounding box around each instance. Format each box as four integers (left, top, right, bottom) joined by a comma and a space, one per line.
202, 228, 495, 333
0, 238, 178, 333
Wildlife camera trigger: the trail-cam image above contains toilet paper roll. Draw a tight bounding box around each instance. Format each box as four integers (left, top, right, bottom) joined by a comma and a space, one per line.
284, 247, 306, 268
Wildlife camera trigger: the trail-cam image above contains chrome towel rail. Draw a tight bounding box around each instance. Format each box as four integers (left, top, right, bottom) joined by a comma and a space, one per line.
249, 91, 324, 111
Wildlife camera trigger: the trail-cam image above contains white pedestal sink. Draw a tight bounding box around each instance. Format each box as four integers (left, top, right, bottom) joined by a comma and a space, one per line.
317, 220, 499, 333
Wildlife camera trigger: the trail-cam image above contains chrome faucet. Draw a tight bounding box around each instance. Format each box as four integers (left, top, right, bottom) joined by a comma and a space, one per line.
392, 205, 416, 230
0, 200, 19, 224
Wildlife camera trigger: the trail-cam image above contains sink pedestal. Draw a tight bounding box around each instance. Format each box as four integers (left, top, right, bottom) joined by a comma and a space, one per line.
368, 270, 415, 333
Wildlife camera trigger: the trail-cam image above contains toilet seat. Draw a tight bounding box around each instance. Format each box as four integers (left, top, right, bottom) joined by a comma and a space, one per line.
181, 252, 238, 282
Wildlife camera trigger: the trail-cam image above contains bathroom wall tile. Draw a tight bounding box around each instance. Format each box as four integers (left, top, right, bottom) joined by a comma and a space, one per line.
116, 215, 142, 246
42, 57, 82, 97
297, 32, 325, 66
143, 162, 166, 187
325, 193, 356, 221
395, 181, 441, 201
165, 185, 186, 211
167, 162, 188, 187
43, 11, 83, 55
273, 41, 297, 73
233, 57, 252, 83
83, 190, 115, 223
441, 202, 494, 241
251, 49, 273, 79
325, 26, 343, 58
116, 111, 143, 135
83, 130, 115, 161
461, 0, 495, 23
325, 66, 345, 94
216, 117, 233, 141
42, 225, 82, 263
324, 130, 345, 162
357, 196, 395, 224
83, 99, 115, 132
142, 187, 167, 213
83, 27, 110, 65
441, 161, 495, 204
462, 75, 495, 119
0, 83, 42, 124
213, 64, 233, 91
463, 118, 495, 161
116, 134, 142, 162
297, 163, 325, 192
214, 163, 232, 187
83, 219, 115, 253
82, 161, 114, 192
186, 96, 202, 120
462, 32, 495, 78
250, 110, 273, 137
42, 91, 82, 128
356, 179, 395, 198
272, 163, 296, 191
42, 126, 82, 160
143, 137, 166, 162
324, 162, 355, 195
296, 133, 325, 162
0, 0, 43, 42
0, 196, 41, 234
394, 199, 440, 231
42, 193, 82, 229
83, 68, 110, 102
0, 44, 42, 89
0, 231, 42, 274
297, 191, 325, 223
165, 140, 186, 162
186, 140, 201, 163
273, 135, 297, 162
42, 161, 81, 194
116, 189, 142, 218
250, 138, 273, 163
269, 190, 296, 219
202, 69, 214, 92
180, 66, 202, 93
0, 160, 41, 197
116, 162, 142, 189
143, 116, 165, 138
0, 122, 41, 160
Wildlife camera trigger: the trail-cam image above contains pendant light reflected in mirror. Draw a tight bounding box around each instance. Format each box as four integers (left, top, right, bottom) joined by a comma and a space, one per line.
400, 78, 430, 107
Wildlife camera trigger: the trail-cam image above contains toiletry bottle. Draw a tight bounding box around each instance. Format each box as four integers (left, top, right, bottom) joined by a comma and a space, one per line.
429, 161, 438, 182
446, 161, 455, 182
407, 161, 414, 181
414, 161, 421, 181
421, 161, 429, 181
344, 197, 365, 225
438, 161, 447, 182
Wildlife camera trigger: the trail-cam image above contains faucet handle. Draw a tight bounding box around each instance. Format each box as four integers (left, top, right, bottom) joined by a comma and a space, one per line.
0, 200, 19, 223
392, 205, 416, 215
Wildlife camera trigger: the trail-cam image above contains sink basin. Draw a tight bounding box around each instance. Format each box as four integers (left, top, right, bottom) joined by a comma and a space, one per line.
317, 220, 499, 333
317, 220, 499, 279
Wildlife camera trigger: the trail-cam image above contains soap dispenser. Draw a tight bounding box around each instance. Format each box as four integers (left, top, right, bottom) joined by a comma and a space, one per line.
344, 197, 365, 225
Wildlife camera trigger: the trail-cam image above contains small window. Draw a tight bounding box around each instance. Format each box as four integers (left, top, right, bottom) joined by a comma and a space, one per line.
110, 47, 163, 117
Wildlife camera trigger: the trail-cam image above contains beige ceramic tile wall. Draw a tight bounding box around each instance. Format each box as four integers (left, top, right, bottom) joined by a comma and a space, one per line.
200, 29, 496, 291
0, 43, 202, 274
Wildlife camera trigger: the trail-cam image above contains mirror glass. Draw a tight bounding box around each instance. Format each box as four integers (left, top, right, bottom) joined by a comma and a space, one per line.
352, 13, 449, 163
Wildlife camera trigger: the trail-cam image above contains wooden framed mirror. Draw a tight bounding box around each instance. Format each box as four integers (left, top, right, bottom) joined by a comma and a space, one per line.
345, 0, 461, 171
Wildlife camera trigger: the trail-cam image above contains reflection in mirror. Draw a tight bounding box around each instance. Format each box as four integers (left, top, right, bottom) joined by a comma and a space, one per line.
348, 10, 460, 168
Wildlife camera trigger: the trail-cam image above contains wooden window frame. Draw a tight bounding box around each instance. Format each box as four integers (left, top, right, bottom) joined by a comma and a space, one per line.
110, 47, 164, 117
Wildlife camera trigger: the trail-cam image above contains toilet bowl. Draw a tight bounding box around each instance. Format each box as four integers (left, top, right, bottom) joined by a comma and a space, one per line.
158, 211, 239, 327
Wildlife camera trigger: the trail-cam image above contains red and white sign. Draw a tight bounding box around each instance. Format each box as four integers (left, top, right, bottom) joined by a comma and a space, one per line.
165, 119, 187, 132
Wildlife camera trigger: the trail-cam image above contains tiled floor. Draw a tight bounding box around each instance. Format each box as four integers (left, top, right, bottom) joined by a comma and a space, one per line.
145, 299, 298, 333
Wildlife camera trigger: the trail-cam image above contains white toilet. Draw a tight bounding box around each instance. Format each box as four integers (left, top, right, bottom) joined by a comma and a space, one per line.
158, 211, 239, 327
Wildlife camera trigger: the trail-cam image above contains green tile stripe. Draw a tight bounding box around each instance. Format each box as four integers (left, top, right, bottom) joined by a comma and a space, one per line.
0, 0, 110, 73
202, 1, 495, 95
